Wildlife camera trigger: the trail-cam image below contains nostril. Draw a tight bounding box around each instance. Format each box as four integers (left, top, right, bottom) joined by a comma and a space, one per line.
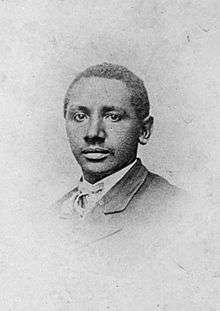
84, 136, 105, 145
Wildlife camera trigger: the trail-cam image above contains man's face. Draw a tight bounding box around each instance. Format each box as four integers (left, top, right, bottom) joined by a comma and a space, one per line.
65, 77, 142, 183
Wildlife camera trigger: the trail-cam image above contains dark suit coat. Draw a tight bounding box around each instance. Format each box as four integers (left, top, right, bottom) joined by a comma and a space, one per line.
26, 160, 212, 310
53, 158, 192, 248
56, 158, 186, 216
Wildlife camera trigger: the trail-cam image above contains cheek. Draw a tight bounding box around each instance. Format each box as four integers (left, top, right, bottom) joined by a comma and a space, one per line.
107, 124, 139, 151
66, 123, 86, 141
107, 123, 139, 140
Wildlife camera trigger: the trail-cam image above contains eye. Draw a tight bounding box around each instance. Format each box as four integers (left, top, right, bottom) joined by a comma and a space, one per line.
105, 113, 122, 122
72, 112, 88, 122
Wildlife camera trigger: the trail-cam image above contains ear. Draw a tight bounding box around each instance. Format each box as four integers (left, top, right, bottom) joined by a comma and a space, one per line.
138, 115, 154, 145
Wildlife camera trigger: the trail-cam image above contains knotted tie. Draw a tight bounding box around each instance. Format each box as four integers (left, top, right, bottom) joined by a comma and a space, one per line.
73, 180, 104, 218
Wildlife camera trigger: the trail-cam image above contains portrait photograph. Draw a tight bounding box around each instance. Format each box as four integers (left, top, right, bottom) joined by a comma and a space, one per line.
0, 1, 219, 310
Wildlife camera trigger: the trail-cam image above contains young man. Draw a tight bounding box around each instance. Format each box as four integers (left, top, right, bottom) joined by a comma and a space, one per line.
55, 63, 185, 224
30, 63, 206, 311
45, 63, 201, 310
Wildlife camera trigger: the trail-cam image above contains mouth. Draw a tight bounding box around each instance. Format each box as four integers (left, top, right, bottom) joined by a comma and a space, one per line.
82, 148, 111, 160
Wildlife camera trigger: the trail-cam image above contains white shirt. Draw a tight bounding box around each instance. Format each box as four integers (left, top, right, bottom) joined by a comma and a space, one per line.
81, 159, 137, 198
74, 160, 137, 217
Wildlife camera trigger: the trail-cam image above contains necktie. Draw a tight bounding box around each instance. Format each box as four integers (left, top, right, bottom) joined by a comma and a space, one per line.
73, 181, 104, 218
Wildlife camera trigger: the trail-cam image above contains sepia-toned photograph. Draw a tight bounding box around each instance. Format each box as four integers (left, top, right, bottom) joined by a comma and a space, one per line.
0, 1, 219, 310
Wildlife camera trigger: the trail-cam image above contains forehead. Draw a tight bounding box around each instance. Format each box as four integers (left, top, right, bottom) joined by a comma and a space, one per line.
68, 77, 131, 108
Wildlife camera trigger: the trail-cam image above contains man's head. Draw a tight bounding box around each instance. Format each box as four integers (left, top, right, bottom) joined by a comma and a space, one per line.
64, 63, 153, 183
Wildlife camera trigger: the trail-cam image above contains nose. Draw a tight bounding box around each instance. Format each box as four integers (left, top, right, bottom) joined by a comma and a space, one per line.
84, 115, 106, 143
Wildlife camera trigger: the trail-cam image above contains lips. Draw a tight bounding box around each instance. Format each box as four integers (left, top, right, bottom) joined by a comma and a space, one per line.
82, 148, 110, 160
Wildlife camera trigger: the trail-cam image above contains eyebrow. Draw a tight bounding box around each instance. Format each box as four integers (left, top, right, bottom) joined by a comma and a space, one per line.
68, 105, 126, 114
102, 106, 126, 114
68, 105, 90, 114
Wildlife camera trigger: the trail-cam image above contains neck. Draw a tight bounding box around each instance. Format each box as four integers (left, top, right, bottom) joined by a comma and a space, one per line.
82, 158, 136, 184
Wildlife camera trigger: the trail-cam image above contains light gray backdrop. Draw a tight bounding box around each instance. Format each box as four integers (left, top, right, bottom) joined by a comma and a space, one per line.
0, 2, 220, 310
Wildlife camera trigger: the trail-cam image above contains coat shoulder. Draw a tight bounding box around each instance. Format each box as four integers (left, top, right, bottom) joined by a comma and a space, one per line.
147, 171, 182, 193
51, 187, 78, 216
140, 170, 190, 204
56, 188, 77, 205
128, 169, 194, 227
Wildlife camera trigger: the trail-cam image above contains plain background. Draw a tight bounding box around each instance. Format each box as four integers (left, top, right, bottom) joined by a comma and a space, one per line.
0, 1, 219, 310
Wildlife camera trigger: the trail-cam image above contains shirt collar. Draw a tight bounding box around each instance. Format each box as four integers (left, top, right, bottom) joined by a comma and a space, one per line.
56, 158, 149, 219
80, 159, 137, 197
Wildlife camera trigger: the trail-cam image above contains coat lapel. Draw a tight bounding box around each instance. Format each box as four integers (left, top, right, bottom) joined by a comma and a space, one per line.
56, 159, 149, 219
53, 159, 149, 248
97, 158, 149, 215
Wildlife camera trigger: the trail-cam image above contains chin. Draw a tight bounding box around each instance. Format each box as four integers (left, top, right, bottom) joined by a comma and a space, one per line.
81, 160, 117, 176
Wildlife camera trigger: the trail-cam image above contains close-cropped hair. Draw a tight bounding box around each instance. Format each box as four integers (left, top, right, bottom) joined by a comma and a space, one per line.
64, 62, 150, 120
